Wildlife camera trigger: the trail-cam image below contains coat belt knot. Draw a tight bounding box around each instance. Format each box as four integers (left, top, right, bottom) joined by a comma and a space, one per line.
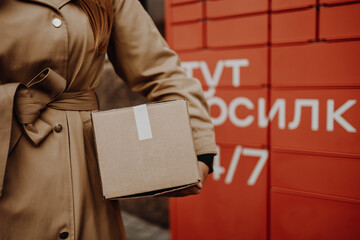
14, 68, 98, 146
0, 68, 98, 196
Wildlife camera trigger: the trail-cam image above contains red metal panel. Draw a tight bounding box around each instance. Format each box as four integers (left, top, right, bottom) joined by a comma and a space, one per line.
271, 191, 360, 240
171, 144, 268, 240
178, 47, 268, 88
271, 151, 360, 199
206, 0, 268, 18
271, 41, 360, 87
171, 0, 198, 5
207, 14, 268, 48
209, 89, 268, 146
319, 3, 360, 40
171, 2, 203, 23
172, 22, 203, 51
319, 0, 359, 5
270, 89, 360, 156
271, 8, 316, 44
271, 0, 315, 11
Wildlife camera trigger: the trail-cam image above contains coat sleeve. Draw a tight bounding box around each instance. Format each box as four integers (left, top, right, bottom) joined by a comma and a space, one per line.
0, 83, 22, 196
107, 0, 217, 156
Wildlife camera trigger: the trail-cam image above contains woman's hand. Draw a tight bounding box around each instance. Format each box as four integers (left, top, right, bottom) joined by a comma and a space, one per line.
159, 161, 210, 197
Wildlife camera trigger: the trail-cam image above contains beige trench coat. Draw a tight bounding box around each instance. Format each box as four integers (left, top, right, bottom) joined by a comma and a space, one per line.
0, 0, 216, 239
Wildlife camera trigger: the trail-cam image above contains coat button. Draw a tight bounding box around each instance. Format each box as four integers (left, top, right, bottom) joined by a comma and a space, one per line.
59, 232, 69, 239
52, 18, 62, 28
54, 124, 63, 133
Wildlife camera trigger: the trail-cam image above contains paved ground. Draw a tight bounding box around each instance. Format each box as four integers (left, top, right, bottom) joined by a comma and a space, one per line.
122, 211, 170, 240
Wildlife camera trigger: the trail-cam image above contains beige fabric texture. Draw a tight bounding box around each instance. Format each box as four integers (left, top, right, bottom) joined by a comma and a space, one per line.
0, 0, 216, 239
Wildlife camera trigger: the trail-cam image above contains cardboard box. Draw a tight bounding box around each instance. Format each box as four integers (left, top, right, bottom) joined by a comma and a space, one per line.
91, 99, 201, 199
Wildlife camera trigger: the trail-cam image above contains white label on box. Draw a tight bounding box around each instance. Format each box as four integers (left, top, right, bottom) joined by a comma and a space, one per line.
133, 104, 153, 141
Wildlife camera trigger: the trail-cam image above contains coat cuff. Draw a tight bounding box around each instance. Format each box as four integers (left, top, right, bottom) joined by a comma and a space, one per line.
197, 154, 216, 174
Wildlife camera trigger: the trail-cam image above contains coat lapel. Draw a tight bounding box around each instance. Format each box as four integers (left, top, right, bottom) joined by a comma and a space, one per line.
20, 0, 72, 9
53, 0, 72, 8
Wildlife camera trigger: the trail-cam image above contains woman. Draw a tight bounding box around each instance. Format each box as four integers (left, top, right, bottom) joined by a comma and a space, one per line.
0, 0, 216, 239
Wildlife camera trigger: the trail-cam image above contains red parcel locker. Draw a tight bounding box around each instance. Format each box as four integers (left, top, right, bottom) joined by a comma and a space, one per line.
171, 144, 268, 240
271, 0, 316, 11
171, 0, 198, 5
206, 0, 268, 19
167, 1, 360, 240
171, 2, 203, 23
270, 89, 360, 156
171, 22, 203, 51
271, 41, 360, 87
271, 8, 316, 44
271, 191, 360, 240
271, 151, 360, 200
207, 14, 268, 48
319, 3, 360, 40
209, 88, 268, 146
178, 47, 268, 88
319, 0, 359, 5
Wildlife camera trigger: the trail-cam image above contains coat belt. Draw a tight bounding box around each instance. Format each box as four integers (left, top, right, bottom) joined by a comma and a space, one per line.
0, 68, 98, 196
